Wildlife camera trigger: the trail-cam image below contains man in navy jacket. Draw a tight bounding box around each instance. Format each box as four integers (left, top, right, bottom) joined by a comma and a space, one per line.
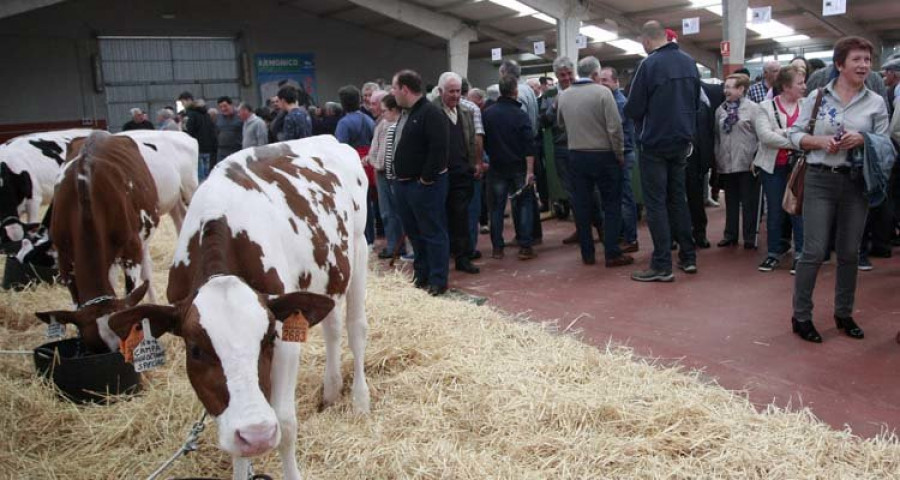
624, 20, 701, 282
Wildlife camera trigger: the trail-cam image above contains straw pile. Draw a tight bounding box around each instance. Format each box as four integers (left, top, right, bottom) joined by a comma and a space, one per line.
1, 219, 899, 479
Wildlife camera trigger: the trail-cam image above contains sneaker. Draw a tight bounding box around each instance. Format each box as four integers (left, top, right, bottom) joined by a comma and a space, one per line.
858, 256, 873, 271
677, 262, 698, 274
480, 225, 489, 234
705, 198, 720, 207
758, 257, 780, 272
631, 269, 675, 282
605, 255, 635, 268
517, 247, 537, 260
790, 259, 798, 275
400, 253, 415, 263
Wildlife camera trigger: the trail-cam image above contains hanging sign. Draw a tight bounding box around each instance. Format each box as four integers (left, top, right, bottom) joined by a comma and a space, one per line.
823, 0, 846, 16
682, 17, 700, 35
576, 34, 588, 49
491, 48, 502, 61
533, 41, 546, 55
720, 41, 731, 57
751, 6, 772, 24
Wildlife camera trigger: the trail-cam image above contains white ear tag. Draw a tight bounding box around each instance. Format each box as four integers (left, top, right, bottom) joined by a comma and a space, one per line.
46, 317, 66, 340
133, 318, 166, 372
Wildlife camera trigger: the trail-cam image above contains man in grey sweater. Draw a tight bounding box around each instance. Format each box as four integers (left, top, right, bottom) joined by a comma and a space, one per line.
215, 96, 243, 162
557, 56, 632, 268
239, 102, 268, 149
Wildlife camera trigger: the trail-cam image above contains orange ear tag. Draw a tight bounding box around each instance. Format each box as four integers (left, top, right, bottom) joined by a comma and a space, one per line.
282, 312, 309, 343
120, 323, 143, 364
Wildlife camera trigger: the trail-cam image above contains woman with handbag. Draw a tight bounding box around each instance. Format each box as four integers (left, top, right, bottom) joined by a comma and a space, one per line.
752, 66, 807, 273
715, 74, 761, 249
789, 36, 891, 343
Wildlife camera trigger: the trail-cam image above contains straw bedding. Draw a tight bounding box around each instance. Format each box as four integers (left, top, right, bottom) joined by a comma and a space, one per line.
1, 219, 899, 479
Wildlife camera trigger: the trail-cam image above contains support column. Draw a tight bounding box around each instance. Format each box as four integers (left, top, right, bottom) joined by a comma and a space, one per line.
722, 0, 748, 76
556, 16, 580, 62
448, 32, 472, 77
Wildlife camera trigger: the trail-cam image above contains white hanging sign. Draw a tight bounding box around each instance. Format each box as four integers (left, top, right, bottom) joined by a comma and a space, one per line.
751, 6, 772, 24
576, 34, 587, 49
491, 48, 502, 61
682, 17, 700, 35
823, 0, 846, 16
533, 41, 546, 55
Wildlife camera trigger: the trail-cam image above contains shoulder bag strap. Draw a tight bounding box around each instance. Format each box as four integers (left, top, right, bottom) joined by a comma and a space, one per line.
771, 100, 784, 129
805, 88, 825, 134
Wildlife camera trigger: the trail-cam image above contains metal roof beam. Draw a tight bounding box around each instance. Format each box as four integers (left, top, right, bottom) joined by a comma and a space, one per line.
0, 0, 66, 20
345, 0, 477, 41
784, 0, 881, 51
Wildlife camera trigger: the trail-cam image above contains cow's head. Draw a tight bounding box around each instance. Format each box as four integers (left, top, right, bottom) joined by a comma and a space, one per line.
106, 275, 334, 457
0, 163, 33, 237
35, 283, 150, 353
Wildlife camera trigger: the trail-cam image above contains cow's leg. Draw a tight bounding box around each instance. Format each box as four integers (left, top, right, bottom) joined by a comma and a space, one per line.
320, 310, 343, 409
345, 236, 370, 414
139, 242, 158, 303
25, 198, 40, 224
272, 341, 303, 480
232, 457, 252, 480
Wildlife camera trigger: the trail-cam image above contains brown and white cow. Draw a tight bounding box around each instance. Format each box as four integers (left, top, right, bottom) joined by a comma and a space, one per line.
107, 136, 370, 480
35, 131, 160, 353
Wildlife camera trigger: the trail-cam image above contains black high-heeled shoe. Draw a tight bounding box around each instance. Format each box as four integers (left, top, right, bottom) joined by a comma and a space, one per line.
792, 317, 822, 343
835, 316, 864, 339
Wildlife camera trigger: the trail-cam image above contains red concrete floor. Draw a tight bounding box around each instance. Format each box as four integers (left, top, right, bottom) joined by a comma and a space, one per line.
424, 202, 900, 439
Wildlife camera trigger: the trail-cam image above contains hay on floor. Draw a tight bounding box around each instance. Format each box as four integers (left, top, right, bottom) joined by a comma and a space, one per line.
0, 219, 898, 479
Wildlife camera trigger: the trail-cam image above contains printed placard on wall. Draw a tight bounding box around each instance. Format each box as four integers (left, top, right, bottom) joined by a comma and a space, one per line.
492, 48, 502, 61
533, 41, 546, 55
256, 54, 318, 105
751, 6, 772, 24
576, 34, 588, 49
823, 0, 846, 16
682, 17, 700, 35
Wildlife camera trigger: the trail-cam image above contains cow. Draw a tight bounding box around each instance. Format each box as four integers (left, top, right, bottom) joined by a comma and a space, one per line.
0, 128, 95, 240
67, 130, 199, 233
35, 131, 160, 353
105, 136, 370, 480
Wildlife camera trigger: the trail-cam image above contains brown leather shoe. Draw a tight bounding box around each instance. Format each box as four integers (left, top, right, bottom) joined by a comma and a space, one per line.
605, 255, 635, 268
620, 241, 639, 253
517, 247, 537, 260
491, 248, 504, 259
562, 231, 579, 245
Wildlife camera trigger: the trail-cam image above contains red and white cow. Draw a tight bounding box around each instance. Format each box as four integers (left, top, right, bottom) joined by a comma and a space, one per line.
0, 129, 95, 238
108, 136, 370, 480
35, 131, 160, 352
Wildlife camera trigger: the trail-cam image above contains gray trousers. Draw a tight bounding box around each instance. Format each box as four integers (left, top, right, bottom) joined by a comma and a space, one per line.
793, 168, 868, 322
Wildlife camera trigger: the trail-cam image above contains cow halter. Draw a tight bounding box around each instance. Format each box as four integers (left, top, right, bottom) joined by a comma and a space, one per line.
79, 295, 116, 309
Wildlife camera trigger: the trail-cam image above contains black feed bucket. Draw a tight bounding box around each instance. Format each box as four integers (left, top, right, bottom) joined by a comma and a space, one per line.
33, 338, 142, 404
2, 254, 57, 291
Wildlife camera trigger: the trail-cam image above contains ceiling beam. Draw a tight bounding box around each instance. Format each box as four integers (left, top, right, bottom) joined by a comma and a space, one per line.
475, 24, 554, 60
345, 0, 477, 41
0, 0, 66, 20
317, 5, 359, 18
783, 0, 881, 49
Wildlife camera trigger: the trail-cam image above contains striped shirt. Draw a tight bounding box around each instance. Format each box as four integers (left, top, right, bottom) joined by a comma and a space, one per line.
384, 123, 397, 180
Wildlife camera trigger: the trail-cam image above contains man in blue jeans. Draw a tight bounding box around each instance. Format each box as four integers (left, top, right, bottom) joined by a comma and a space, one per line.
557, 56, 633, 268
390, 69, 451, 296
624, 20, 700, 282
482, 75, 537, 261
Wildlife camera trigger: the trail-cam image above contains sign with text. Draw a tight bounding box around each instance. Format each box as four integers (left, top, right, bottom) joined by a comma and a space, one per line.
533, 41, 546, 55
491, 48, 502, 61
720, 41, 731, 57
751, 6, 772, 24
682, 17, 700, 35
255, 53, 318, 105
576, 34, 587, 49
823, 0, 846, 16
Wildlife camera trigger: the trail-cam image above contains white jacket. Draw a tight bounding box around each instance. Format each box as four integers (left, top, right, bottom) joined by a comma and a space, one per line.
752, 98, 800, 174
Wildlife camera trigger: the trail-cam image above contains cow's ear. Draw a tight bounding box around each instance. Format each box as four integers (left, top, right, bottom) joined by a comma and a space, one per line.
35, 310, 82, 327
108, 304, 180, 340
267, 292, 335, 328
122, 282, 150, 308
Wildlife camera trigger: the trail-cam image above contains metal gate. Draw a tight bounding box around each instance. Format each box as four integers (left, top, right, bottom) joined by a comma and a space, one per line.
99, 37, 240, 132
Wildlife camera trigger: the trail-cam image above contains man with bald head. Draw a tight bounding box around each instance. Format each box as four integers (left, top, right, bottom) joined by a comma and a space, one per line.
748, 60, 780, 103
624, 20, 701, 282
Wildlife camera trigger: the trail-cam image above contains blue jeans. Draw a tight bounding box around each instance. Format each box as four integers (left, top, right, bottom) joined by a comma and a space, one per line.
761, 166, 803, 259
376, 172, 404, 254
639, 145, 697, 271
621, 151, 638, 244
468, 177, 482, 254
488, 169, 535, 249
198, 153, 211, 181
569, 150, 624, 261
394, 174, 450, 288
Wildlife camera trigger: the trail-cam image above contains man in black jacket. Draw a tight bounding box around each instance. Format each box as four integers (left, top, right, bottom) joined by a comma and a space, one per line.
177, 91, 217, 181
624, 20, 700, 282
390, 69, 451, 296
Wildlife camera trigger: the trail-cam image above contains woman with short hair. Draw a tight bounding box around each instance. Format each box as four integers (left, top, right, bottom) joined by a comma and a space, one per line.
789, 36, 891, 343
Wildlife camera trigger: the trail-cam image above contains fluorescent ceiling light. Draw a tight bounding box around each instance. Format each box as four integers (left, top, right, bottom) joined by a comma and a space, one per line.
700, 4, 799, 39
487, 0, 536, 16
689, 0, 721, 7
532, 12, 555, 24
774, 34, 810, 43
580, 25, 617, 42
608, 38, 647, 56
804, 50, 834, 60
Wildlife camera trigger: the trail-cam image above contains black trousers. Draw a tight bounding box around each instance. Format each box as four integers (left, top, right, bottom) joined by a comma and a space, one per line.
447, 171, 475, 260
721, 171, 759, 244
685, 156, 708, 240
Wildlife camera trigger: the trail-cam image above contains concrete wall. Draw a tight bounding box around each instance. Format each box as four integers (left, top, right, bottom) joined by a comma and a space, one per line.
0, 0, 497, 126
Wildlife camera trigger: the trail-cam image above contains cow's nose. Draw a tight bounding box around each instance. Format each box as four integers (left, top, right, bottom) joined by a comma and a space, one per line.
235, 423, 278, 455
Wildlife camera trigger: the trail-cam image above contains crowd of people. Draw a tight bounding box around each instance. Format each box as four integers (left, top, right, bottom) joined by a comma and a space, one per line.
121, 19, 900, 343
